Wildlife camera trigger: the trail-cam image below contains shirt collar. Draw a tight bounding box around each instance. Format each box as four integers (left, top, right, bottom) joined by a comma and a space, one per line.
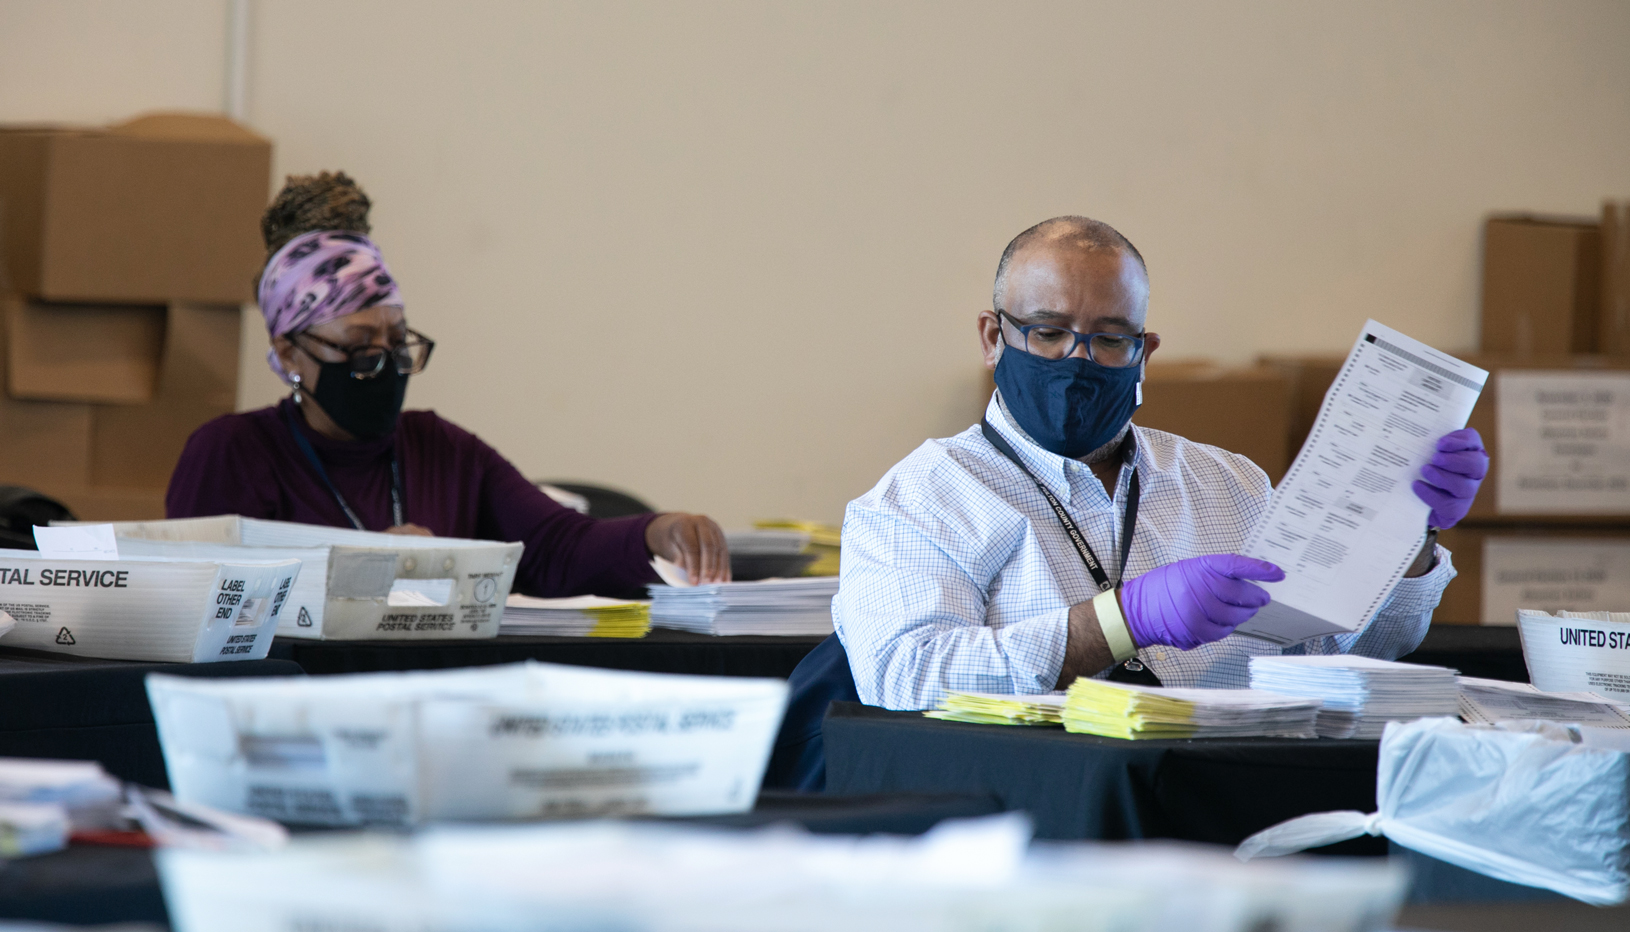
985, 392, 1140, 509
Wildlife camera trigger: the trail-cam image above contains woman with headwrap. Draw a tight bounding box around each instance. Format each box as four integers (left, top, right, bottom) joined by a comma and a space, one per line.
167, 172, 729, 595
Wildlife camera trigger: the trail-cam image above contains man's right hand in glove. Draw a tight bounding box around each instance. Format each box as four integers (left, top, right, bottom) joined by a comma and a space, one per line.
1054, 554, 1284, 687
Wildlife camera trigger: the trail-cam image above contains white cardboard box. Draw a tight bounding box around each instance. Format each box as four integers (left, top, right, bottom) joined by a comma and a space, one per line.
90, 516, 523, 640
0, 552, 299, 662
147, 662, 788, 827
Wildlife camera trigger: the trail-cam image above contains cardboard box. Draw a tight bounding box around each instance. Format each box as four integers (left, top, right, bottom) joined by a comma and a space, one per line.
1135, 362, 1292, 482
1257, 353, 1345, 459
1436, 525, 1630, 625
0, 113, 270, 304
1480, 215, 1601, 355
1603, 201, 1630, 355
89, 302, 239, 490
3, 295, 167, 404
51, 487, 168, 522
0, 296, 92, 492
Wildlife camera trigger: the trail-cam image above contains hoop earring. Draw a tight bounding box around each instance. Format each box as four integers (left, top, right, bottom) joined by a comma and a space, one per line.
290, 373, 304, 405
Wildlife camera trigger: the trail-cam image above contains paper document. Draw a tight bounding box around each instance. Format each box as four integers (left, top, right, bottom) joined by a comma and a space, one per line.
1496, 371, 1630, 514
1457, 675, 1630, 728
33, 524, 118, 560
1238, 321, 1487, 645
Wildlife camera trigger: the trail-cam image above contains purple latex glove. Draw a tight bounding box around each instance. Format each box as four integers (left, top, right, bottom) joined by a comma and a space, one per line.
1411, 428, 1488, 529
1119, 554, 1285, 650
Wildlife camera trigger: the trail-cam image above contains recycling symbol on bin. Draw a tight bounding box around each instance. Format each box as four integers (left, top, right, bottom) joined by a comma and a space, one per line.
474, 577, 498, 604
55, 627, 75, 645
296, 607, 314, 627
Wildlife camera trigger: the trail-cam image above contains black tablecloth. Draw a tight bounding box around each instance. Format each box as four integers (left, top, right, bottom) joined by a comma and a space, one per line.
271, 629, 826, 678
822, 702, 1383, 849
0, 791, 1002, 928
0, 647, 303, 787
1399, 624, 1526, 682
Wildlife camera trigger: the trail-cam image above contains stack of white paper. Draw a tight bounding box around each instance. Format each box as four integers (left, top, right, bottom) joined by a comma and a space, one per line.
158, 814, 1409, 932
0, 549, 300, 663
1458, 675, 1630, 728
147, 661, 787, 827
925, 691, 1066, 725
0, 757, 124, 855
1518, 609, 1630, 703
1248, 656, 1458, 739
1062, 679, 1321, 740
649, 577, 839, 635
499, 595, 651, 637
89, 515, 523, 641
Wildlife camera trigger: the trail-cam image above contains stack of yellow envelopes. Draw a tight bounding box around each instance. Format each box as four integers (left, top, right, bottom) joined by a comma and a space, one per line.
925, 691, 1066, 725
1062, 677, 1320, 740
754, 520, 841, 576
499, 595, 651, 638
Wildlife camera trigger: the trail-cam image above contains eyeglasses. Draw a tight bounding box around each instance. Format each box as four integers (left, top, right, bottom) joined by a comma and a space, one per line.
294, 328, 436, 379
997, 311, 1145, 368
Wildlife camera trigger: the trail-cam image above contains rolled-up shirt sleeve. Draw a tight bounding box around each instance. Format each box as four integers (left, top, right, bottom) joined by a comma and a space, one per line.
834, 492, 1069, 711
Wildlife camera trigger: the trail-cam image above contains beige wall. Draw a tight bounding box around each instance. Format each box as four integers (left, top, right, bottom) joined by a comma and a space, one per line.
4, 1, 1629, 526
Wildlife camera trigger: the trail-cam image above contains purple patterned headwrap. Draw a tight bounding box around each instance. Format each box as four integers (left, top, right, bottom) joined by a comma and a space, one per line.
257, 230, 404, 383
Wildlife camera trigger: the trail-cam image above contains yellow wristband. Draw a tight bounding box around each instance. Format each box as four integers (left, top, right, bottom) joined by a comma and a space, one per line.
1093, 588, 1137, 664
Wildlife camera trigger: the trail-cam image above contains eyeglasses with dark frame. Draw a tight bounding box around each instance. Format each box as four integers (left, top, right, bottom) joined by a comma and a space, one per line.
293, 328, 436, 379
997, 311, 1146, 368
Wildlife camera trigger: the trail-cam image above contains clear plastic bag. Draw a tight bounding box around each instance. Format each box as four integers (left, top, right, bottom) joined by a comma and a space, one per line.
1235, 717, 1630, 906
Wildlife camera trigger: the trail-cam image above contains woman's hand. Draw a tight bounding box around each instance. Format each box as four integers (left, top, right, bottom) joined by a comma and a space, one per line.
645, 512, 731, 584
384, 523, 434, 537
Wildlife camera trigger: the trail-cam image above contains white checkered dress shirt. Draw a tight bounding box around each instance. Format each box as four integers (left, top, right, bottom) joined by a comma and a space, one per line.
833, 394, 1456, 711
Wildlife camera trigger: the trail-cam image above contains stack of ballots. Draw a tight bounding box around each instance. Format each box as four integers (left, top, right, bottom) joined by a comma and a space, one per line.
649, 577, 839, 636
1062, 678, 1321, 740
498, 595, 650, 637
1248, 656, 1459, 739
147, 661, 787, 827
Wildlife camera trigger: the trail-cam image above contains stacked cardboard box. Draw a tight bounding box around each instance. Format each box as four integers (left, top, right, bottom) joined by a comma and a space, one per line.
0, 113, 271, 520
1264, 206, 1630, 624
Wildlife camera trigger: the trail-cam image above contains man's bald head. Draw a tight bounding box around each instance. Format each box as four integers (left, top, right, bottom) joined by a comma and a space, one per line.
993, 216, 1146, 313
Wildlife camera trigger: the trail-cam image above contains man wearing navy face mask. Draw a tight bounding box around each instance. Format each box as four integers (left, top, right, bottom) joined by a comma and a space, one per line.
832, 216, 1483, 710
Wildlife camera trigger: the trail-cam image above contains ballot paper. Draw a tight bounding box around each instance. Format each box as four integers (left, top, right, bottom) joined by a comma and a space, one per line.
0, 551, 299, 662
157, 815, 1409, 932
93, 516, 523, 640
498, 594, 651, 637
148, 661, 787, 827
1517, 609, 1630, 701
1248, 655, 1459, 739
648, 576, 839, 636
32, 524, 118, 560
1496, 371, 1630, 514
924, 691, 1066, 725
1061, 678, 1320, 740
1238, 321, 1487, 645
1457, 675, 1630, 728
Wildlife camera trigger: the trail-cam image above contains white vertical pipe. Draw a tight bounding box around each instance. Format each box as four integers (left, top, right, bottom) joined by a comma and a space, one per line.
225, 0, 251, 121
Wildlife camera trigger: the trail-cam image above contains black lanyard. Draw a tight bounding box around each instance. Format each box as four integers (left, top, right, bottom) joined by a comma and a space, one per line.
980, 419, 1140, 592
283, 405, 404, 531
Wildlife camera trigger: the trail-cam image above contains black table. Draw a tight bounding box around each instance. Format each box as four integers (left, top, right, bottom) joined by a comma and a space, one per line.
823, 702, 1383, 849
1399, 624, 1526, 682
0, 647, 303, 788
270, 629, 826, 678
0, 791, 1003, 929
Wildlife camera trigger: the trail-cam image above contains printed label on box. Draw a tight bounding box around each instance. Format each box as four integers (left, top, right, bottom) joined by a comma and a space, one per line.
1497, 371, 1630, 514
1482, 538, 1630, 625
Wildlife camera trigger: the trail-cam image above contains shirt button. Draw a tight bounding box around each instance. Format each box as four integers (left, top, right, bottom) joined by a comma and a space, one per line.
1156, 651, 1168, 662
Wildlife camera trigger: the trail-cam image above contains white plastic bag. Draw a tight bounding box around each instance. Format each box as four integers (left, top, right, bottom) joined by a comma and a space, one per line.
1235, 717, 1630, 905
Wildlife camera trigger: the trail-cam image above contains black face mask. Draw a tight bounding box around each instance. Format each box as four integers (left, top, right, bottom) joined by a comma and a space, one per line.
310, 360, 407, 440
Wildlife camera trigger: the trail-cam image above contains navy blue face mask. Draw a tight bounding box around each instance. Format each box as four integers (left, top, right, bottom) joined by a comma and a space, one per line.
993, 341, 1142, 459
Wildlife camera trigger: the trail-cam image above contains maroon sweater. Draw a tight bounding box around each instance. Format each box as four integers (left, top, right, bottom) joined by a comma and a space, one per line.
166, 398, 659, 598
